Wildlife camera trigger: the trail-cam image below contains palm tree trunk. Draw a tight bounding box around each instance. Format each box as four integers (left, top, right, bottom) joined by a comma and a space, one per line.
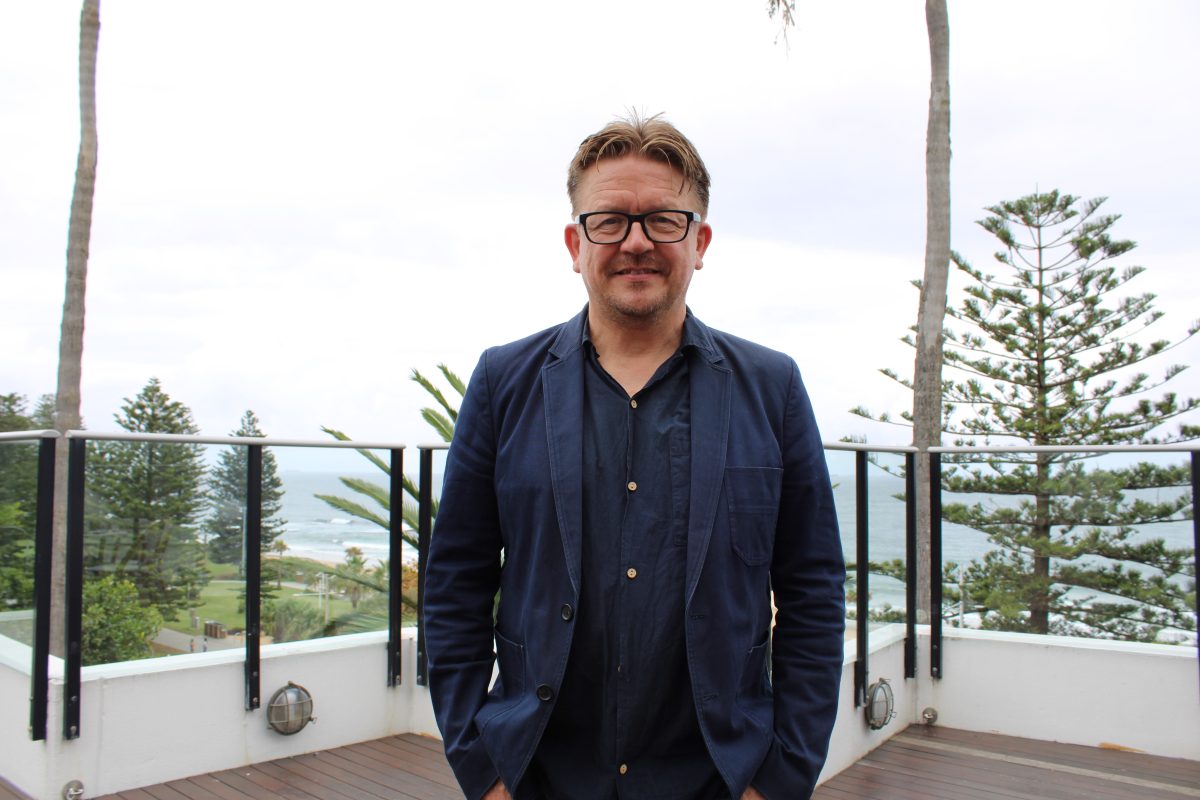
51, 0, 100, 657
912, 0, 950, 624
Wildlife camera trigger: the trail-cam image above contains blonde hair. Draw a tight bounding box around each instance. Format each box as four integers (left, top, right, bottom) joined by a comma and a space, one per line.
567, 112, 711, 216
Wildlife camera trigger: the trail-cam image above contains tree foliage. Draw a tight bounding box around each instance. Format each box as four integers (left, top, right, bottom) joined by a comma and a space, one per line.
1, 394, 38, 607
87, 378, 209, 621
317, 364, 462, 552
764, 0, 796, 44
203, 410, 287, 567
81, 575, 164, 665
0, 393, 55, 608
264, 597, 325, 644
331, 546, 370, 609
856, 191, 1198, 641
0, 501, 34, 609
318, 556, 419, 636
316, 364, 464, 618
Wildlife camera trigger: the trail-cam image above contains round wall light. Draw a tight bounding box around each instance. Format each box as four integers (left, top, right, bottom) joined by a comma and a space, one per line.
865, 678, 896, 731
267, 681, 316, 735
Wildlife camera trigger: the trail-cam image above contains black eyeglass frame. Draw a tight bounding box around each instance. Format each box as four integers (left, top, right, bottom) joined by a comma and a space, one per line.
573, 210, 702, 245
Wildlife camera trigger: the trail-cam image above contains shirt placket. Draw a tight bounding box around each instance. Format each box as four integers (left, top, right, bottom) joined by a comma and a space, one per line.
615, 390, 637, 786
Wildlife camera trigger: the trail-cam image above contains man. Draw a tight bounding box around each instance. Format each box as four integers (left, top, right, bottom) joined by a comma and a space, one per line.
424, 114, 845, 800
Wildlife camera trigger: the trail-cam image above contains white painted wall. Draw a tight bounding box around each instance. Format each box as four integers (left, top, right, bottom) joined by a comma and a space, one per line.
927, 627, 1200, 760
0, 629, 438, 798
2, 625, 1197, 798
0, 634, 54, 800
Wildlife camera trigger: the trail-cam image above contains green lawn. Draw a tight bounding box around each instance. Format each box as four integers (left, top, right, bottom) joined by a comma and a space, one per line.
162, 554, 417, 638
162, 579, 362, 635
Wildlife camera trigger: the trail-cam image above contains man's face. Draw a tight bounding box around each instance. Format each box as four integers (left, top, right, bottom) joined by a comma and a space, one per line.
565, 155, 712, 326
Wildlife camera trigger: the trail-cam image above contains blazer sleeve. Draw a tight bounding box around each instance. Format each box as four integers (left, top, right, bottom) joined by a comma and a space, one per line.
752, 360, 846, 799
423, 353, 506, 800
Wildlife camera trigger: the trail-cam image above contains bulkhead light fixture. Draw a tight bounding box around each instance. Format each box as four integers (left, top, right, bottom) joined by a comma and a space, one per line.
865, 678, 896, 731
267, 681, 316, 735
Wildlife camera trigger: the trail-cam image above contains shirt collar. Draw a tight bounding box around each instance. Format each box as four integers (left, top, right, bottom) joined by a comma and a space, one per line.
581, 306, 704, 356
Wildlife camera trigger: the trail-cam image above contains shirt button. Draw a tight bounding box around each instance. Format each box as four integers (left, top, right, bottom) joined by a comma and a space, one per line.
627, 481, 637, 492
630, 399, 638, 409
560, 603, 574, 621
536, 684, 554, 702
619, 764, 628, 776
626, 567, 637, 580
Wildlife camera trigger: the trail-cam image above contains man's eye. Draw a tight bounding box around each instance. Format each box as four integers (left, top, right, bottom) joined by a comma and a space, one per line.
647, 213, 684, 231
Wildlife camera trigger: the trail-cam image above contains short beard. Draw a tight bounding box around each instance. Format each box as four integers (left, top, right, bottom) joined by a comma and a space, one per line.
601, 253, 680, 323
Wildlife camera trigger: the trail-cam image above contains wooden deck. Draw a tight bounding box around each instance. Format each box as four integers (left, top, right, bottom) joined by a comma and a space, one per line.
4, 726, 1195, 799
814, 727, 1200, 799
92, 734, 461, 800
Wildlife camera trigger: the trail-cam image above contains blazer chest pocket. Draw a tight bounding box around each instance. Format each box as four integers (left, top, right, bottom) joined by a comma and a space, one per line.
726, 466, 783, 566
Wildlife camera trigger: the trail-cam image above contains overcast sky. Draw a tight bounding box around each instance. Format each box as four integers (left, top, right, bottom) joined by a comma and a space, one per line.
3, 1, 1198, 470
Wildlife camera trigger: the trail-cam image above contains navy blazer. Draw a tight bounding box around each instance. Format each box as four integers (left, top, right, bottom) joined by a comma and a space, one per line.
424, 309, 845, 800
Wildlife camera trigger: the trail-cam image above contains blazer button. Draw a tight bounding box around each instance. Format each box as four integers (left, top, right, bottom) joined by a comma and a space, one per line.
560, 604, 574, 621
536, 684, 554, 702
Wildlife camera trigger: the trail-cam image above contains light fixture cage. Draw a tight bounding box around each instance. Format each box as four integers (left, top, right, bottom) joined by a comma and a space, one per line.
267, 681, 315, 735
865, 678, 896, 731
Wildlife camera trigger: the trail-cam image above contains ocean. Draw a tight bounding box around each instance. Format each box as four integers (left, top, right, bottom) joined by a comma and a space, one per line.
277, 470, 413, 566
276, 459, 1194, 613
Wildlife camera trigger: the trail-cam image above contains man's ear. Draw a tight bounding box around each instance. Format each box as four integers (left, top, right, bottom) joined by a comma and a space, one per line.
694, 222, 712, 269
565, 223, 583, 273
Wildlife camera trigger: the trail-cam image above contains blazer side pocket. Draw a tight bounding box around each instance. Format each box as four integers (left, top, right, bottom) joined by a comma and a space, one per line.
726, 466, 783, 566
739, 636, 774, 737
475, 628, 525, 734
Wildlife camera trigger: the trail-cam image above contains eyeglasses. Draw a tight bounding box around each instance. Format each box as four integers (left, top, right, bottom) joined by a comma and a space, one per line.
574, 210, 701, 245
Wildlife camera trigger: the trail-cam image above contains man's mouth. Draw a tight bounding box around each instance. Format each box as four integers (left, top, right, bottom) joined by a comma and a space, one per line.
614, 267, 659, 276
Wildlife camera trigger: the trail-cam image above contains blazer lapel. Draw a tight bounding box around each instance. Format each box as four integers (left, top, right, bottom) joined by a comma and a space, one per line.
685, 346, 731, 607
542, 317, 587, 595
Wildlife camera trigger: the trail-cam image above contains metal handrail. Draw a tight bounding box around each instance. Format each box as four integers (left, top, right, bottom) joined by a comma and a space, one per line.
63, 429, 410, 450
825, 442, 918, 454
0, 430, 60, 442
931, 443, 1197, 453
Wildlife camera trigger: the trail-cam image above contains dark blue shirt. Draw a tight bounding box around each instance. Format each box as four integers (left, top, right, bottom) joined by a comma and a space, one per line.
530, 317, 727, 800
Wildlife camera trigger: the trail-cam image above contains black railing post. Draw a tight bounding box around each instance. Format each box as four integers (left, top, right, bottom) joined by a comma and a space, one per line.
63, 437, 86, 740
1191, 450, 1198, 695
30, 435, 55, 742
417, 447, 433, 687
930, 451, 943, 680
854, 450, 869, 707
387, 448, 405, 687
904, 451, 916, 680
244, 445, 262, 710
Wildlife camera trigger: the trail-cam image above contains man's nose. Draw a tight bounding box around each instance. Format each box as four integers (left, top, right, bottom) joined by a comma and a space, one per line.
620, 220, 654, 254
